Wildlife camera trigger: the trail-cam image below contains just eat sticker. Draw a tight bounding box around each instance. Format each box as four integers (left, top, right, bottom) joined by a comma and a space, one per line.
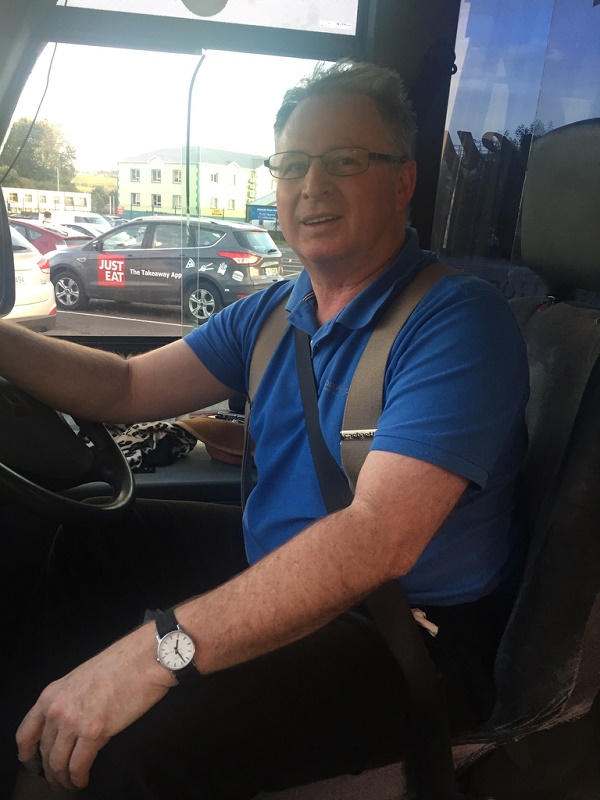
98, 255, 126, 285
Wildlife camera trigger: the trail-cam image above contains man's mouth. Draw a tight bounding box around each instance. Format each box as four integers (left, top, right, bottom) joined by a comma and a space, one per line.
302, 215, 341, 225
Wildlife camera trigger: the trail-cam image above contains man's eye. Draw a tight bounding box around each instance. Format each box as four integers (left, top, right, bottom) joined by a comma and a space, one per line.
332, 155, 360, 170
280, 160, 306, 177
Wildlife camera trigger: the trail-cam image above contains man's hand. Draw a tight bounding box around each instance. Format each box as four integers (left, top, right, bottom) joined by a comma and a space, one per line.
16, 623, 175, 791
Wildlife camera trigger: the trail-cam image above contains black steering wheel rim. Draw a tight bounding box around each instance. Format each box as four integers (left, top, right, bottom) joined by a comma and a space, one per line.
0, 378, 135, 526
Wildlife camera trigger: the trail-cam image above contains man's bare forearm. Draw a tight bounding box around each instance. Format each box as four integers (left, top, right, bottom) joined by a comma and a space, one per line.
0, 321, 132, 420
0, 322, 237, 422
176, 452, 468, 674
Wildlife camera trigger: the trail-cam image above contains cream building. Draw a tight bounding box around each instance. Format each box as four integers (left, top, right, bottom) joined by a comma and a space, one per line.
3, 186, 92, 216
117, 147, 275, 221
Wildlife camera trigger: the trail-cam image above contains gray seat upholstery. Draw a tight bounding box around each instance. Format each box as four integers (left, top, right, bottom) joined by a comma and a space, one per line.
255, 118, 600, 799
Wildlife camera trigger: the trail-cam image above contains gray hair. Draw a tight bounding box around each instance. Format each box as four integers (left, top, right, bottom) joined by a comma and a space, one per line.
274, 59, 417, 158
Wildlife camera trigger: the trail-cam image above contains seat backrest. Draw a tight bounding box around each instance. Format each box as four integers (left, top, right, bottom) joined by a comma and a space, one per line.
474, 118, 600, 739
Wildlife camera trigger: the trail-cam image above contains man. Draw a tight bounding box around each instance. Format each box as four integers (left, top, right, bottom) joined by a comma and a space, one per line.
4, 60, 529, 797
42, 210, 52, 225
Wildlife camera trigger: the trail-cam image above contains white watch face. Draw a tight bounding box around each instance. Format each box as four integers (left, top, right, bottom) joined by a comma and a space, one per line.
157, 630, 196, 671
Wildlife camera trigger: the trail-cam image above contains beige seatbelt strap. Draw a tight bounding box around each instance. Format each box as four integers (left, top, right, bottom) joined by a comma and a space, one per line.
341, 263, 459, 491
248, 295, 290, 402
244, 263, 459, 499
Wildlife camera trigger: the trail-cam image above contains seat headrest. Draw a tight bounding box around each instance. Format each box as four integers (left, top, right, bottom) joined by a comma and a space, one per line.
521, 118, 600, 296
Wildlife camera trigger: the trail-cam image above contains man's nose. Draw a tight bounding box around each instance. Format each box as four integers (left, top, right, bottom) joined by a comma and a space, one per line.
301, 158, 333, 198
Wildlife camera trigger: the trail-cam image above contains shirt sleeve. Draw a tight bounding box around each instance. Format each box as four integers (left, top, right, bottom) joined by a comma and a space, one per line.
183, 280, 293, 395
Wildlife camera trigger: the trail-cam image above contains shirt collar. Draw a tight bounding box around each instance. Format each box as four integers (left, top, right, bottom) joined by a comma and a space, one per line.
286, 228, 439, 335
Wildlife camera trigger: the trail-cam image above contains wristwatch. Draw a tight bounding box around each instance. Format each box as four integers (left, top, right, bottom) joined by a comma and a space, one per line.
154, 608, 198, 683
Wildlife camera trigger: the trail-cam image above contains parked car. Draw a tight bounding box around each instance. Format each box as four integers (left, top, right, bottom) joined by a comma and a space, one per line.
9, 218, 92, 255
48, 212, 112, 233
5, 227, 56, 332
60, 221, 106, 238
48, 216, 283, 323
104, 215, 129, 227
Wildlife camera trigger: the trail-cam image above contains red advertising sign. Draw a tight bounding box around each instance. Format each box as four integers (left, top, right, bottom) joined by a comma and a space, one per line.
98, 254, 126, 286
116, 206, 124, 215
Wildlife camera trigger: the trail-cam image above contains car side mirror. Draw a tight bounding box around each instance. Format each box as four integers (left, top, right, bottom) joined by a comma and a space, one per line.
92, 239, 102, 251
0, 192, 16, 317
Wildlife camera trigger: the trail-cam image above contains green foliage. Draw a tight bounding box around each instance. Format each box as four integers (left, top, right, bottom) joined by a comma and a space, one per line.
0, 166, 37, 188
505, 119, 554, 152
0, 117, 77, 188
91, 186, 111, 213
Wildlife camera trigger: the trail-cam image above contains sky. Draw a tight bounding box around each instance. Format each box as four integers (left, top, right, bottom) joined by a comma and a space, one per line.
11, 44, 322, 171
445, 0, 600, 142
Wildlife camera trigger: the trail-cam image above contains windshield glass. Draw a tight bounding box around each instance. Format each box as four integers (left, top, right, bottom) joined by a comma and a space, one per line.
1, 44, 321, 336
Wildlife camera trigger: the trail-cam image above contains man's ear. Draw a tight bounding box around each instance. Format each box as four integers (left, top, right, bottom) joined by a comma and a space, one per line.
396, 159, 417, 213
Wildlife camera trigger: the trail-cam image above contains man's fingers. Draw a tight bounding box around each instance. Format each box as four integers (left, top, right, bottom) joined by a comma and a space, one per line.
39, 718, 71, 791
69, 734, 108, 789
16, 705, 45, 763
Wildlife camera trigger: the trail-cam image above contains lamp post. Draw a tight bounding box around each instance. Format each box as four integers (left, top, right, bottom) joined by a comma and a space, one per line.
186, 50, 206, 217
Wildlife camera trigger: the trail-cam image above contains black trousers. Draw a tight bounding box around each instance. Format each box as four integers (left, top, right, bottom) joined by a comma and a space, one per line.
3, 498, 510, 799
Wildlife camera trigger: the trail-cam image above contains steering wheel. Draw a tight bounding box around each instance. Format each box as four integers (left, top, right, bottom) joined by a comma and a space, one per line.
0, 377, 135, 526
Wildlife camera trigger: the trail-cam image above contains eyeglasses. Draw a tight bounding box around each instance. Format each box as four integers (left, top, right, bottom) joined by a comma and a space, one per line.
264, 147, 407, 180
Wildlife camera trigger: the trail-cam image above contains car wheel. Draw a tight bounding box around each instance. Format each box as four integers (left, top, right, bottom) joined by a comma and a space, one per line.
54, 270, 89, 311
184, 280, 224, 325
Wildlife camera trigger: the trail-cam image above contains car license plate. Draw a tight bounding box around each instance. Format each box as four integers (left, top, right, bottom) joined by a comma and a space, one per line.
15, 275, 26, 284
265, 267, 279, 276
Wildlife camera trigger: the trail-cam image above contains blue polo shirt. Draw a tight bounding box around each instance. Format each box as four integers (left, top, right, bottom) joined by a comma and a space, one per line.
184, 230, 529, 605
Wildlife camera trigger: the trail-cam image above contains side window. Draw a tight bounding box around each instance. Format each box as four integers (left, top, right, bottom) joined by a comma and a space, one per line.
152, 224, 183, 249
102, 223, 147, 250
188, 226, 224, 248
26, 228, 44, 242
12, 224, 28, 239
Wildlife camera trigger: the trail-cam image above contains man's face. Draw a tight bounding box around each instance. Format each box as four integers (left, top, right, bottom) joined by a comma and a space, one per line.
275, 93, 415, 275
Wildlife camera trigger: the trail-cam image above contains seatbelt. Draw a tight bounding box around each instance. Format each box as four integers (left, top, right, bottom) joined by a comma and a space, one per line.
340, 263, 458, 491
243, 263, 457, 505
243, 263, 463, 799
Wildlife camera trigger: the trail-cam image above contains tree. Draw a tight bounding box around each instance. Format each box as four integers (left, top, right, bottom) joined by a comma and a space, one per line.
0, 165, 37, 188
91, 186, 111, 213
0, 118, 77, 189
505, 119, 553, 154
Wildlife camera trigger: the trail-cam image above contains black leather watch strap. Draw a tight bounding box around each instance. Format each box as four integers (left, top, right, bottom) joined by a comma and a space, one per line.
154, 608, 199, 683
155, 607, 179, 639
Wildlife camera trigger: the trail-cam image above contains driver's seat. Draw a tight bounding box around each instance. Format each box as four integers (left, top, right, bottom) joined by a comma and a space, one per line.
255, 118, 600, 799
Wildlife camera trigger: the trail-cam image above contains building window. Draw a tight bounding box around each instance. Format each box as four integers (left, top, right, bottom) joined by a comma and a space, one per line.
151, 169, 162, 183
151, 193, 162, 208
9, 193, 18, 202
210, 197, 218, 209
130, 168, 140, 182
39, 194, 46, 203
228, 174, 237, 186
24, 194, 33, 203
210, 173, 219, 183
172, 194, 181, 209
172, 169, 182, 184
227, 199, 235, 210
53, 196, 61, 206
65, 196, 74, 207
75, 197, 88, 207
131, 193, 141, 206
